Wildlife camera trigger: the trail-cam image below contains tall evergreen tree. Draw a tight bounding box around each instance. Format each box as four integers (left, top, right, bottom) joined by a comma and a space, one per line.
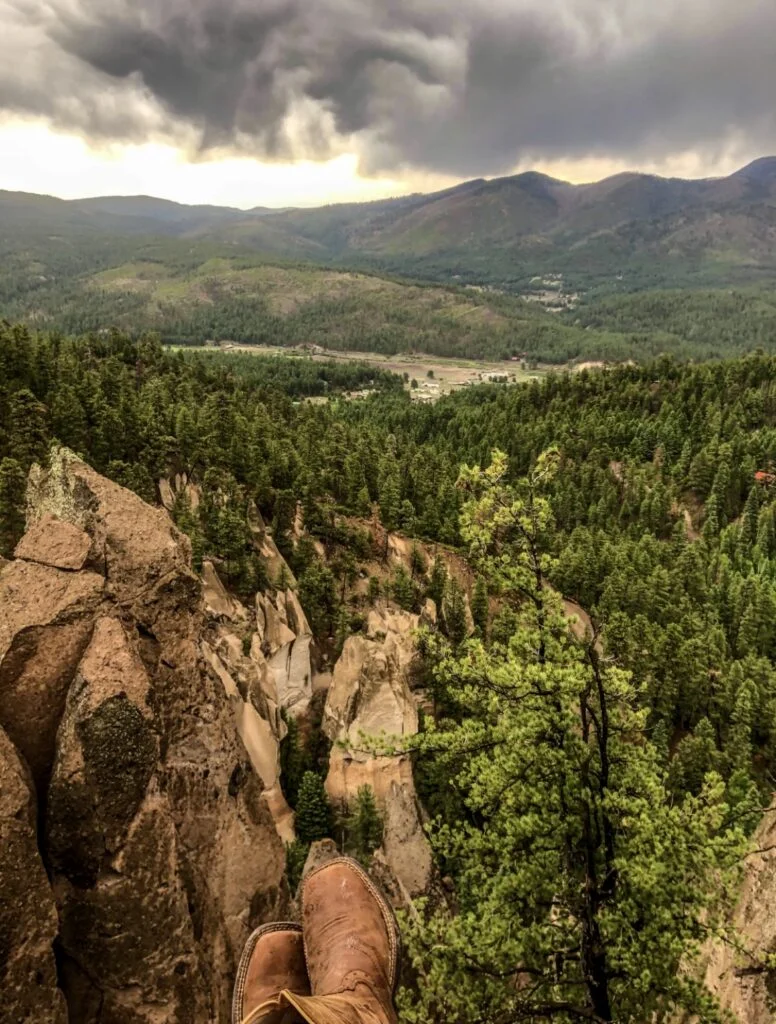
400, 452, 748, 1024
471, 575, 489, 636
345, 786, 384, 864
295, 771, 334, 845
0, 457, 27, 556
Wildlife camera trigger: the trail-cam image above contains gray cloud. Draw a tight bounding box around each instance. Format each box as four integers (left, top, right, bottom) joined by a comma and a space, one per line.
2, 0, 775, 176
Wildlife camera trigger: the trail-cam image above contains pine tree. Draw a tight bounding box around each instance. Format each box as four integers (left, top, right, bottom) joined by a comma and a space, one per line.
741, 486, 761, 548
391, 565, 416, 611
345, 786, 384, 864
426, 555, 448, 610
399, 499, 417, 533
471, 575, 489, 636
443, 577, 468, 646
669, 718, 721, 797
401, 451, 747, 1024
280, 713, 309, 809
295, 771, 333, 844
410, 543, 428, 579
0, 457, 27, 556
50, 384, 88, 453
367, 576, 381, 603
298, 559, 338, 637
8, 389, 48, 469
703, 493, 721, 539
378, 452, 401, 531
285, 839, 310, 895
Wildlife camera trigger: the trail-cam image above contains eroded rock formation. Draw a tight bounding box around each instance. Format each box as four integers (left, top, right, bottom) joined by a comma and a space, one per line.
702, 808, 776, 1024
0, 449, 286, 1024
322, 603, 433, 897
201, 566, 295, 843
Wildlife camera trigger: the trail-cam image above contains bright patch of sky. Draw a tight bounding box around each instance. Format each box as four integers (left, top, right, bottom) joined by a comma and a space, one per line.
0, 117, 762, 209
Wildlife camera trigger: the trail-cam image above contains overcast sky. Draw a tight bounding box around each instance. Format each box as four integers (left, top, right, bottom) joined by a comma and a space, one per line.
1, 0, 774, 207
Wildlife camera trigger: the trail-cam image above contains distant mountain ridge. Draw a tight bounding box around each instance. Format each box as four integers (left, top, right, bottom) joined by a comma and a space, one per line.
2, 158, 776, 293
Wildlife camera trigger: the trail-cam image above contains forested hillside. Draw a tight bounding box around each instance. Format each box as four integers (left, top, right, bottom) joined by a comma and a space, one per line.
5, 246, 776, 363
2, 253, 622, 362
2, 322, 776, 1018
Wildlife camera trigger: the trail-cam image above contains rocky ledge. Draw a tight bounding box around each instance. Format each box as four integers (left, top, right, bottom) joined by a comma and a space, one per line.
0, 449, 285, 1024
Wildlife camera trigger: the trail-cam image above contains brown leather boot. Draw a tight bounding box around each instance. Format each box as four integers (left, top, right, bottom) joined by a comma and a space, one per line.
232, 922, 311, 1024
277, 857, 401, 1024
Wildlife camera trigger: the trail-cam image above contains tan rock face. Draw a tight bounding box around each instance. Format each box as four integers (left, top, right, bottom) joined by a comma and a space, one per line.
703, 807, 776, 1024
258, 589, 314, 714
323, 605, 432, 897
0, 559, 104, 790
2, 448, 286, 1024
0, 726, 67, 1024
46, 618, 158, 888
202, 559, 249, 622
26, 447, 191, 610
14, 514, 92, 571
200, 563, 295, 841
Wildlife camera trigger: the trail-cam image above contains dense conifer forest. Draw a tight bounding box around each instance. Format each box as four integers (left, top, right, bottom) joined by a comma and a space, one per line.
2, 321, 776, 1019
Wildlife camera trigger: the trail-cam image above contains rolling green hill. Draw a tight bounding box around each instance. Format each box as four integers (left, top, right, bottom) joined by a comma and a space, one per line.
7, 252, 636, 362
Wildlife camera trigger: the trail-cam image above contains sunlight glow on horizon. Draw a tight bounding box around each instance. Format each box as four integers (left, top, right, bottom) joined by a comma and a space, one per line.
0, 118, 762, 209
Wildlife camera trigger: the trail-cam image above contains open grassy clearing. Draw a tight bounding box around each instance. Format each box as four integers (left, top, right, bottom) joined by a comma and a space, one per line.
173, 342, 547, 400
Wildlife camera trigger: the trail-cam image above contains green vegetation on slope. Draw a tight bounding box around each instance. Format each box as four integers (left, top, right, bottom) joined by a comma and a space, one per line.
2, 249, 646, 362
569, 286, 776, 356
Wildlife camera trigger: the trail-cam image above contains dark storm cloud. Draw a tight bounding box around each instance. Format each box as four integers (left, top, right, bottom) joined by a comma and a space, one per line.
2, 0, 776, 175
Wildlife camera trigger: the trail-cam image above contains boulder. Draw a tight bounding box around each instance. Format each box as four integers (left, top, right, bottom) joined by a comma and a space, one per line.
14, 514, 91, 571
45, 617, 207, 1022
46, 618, 158, 888
0, 726, 67, 1024
26, 446, 193, 613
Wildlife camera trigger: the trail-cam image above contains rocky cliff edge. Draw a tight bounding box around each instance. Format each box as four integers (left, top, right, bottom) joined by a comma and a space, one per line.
0, 448, 286, 1024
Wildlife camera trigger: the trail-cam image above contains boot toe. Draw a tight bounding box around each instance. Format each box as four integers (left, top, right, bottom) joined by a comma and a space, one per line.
233, 923, 311, 1024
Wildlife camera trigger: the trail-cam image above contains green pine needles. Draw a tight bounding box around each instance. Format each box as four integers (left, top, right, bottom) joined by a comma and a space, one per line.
294, 771, 334, 845
399, 451, 751, 1024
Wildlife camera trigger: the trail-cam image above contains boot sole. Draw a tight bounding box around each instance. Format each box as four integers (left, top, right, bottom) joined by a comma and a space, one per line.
301, 855, 402, 996
232, 922, 304, 1024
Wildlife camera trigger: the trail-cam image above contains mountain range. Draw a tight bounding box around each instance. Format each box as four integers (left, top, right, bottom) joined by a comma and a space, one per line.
2, 158, 776, 364
3, 157, 776, 293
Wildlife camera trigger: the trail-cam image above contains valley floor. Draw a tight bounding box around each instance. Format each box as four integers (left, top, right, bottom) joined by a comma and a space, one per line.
173, 343, 547, 400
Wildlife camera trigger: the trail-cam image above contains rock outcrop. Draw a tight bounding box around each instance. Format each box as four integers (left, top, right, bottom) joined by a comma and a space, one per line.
201, 569, 295, 843
158, 472, 201, 513
702, 808, 776, 1024
322, 604, 432, 897
0, 448, 286, 1024
258, 588, 314, 714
